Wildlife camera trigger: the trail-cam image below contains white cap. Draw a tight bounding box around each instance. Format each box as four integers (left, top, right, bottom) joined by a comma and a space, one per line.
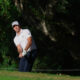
12, 21, 19, 27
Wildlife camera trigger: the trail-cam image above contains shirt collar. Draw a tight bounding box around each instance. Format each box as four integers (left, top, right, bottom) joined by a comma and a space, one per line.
16, 29, 23, 36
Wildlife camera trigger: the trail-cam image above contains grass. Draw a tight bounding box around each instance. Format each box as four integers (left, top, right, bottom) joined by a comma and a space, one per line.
0, 70, 80, 80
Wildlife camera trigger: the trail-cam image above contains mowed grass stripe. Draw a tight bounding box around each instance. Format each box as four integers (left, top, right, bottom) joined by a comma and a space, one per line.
0, 70, 80, 80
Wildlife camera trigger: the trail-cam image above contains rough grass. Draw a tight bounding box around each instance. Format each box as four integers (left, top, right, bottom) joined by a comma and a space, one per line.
0, 70, 80, 80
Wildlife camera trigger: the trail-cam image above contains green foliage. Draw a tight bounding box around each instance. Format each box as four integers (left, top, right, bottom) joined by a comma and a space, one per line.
29, 5, 45, 20
0, 0, 80, 72
0, 0, 10, 16
0, 0, 20, 68
56, 0, 69, 13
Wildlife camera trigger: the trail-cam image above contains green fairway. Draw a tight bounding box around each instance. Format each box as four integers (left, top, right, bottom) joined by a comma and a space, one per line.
0, 70, 80, 80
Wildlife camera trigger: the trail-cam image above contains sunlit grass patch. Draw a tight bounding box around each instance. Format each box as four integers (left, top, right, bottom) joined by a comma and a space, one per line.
0, 70, 80, 80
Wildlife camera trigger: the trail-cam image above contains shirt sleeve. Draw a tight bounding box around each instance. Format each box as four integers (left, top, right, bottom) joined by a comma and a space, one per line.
14, 37, 20, 46
25, 29, 32, 38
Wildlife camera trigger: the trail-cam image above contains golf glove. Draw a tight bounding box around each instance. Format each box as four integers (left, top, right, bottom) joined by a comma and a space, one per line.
22, 50, 27, 56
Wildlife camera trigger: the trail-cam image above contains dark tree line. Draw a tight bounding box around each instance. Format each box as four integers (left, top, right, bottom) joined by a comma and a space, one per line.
0, 0, 80, 72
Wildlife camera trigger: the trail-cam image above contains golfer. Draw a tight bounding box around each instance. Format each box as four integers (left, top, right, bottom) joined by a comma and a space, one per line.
12, 21, 37, 72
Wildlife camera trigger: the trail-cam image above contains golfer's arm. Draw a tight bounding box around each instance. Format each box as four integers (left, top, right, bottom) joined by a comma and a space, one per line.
25, 37, 32, 51
16, 44, 22, 54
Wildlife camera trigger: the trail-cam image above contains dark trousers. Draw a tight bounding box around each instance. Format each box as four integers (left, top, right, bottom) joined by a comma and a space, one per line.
19, 50, 37, 72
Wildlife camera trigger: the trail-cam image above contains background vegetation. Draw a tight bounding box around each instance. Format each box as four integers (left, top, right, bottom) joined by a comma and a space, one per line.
0, 0, 80, 74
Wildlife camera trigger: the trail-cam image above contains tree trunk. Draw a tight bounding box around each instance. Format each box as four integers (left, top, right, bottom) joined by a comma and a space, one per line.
14, 0, 23, 11
41, 20, 56, 41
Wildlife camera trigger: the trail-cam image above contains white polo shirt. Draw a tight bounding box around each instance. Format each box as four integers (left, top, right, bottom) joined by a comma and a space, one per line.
13, 29, 37, 52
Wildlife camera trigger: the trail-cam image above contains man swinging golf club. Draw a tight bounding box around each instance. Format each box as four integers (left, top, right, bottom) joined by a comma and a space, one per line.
12, 21, 37, 72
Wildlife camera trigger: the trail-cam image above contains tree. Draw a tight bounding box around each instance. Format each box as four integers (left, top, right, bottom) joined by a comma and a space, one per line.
0, 0, 80, 71
14, 0, 80, 70
0, 0, 21, 68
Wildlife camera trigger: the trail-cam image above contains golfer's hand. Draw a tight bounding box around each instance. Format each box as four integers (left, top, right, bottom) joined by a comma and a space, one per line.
22, 50, 27, 56
19, 53, 23, 58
